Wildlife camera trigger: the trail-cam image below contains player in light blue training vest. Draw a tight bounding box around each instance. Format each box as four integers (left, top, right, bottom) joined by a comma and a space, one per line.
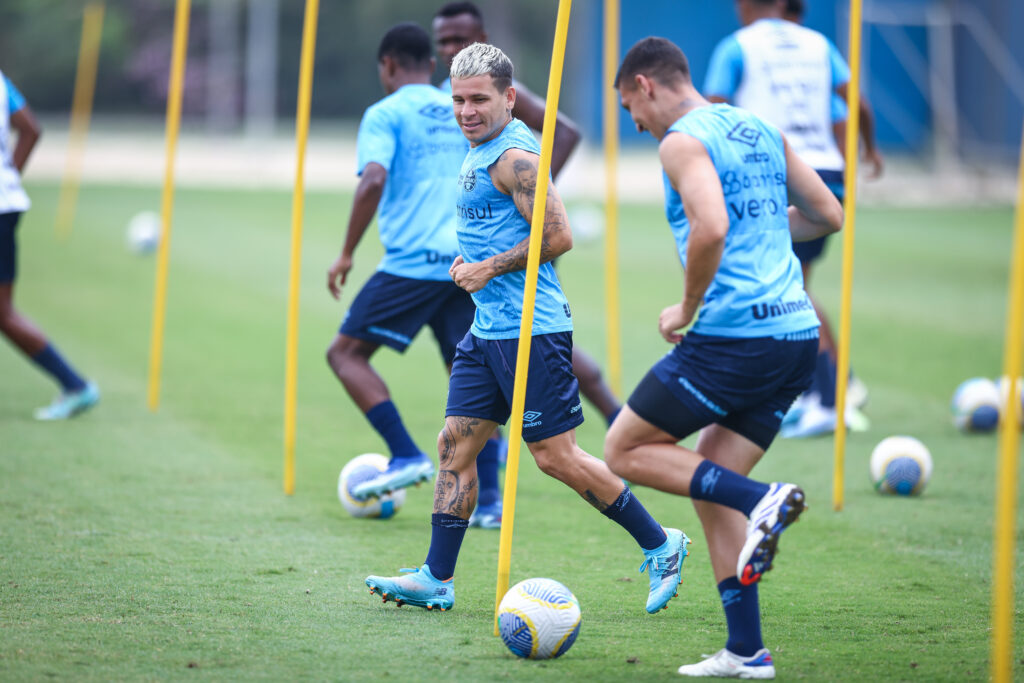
605, 37, 843, 679
365, 43, 689, 617
431, 1, 624, 426
705, 0, 884, 438
0, 68, 99, 420
326, 24, 503, 505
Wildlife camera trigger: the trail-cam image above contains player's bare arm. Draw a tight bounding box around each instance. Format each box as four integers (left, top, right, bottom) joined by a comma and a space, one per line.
449, 148, 572, 293
836, 83, 884, 179
327, 161, 387, 299
9, 105, 40, 172
658, 132, 729, 342
783, 137, 843, 242
511, 80, 581, 180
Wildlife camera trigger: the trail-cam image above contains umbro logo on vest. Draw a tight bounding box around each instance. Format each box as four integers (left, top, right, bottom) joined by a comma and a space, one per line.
726, 122, 762, 148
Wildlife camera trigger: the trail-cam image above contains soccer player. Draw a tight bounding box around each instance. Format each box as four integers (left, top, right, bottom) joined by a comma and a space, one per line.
605, 37, 843, 677
364, 43, 688, 615
432, 1, 623, 426
326, 23, 509, 515
0, 69, 99, 420
704, 0, 882, 437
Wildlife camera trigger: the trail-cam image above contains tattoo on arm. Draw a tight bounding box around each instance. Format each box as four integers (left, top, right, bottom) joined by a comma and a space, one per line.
583, 489, 611, 512
490, 156, 570, 277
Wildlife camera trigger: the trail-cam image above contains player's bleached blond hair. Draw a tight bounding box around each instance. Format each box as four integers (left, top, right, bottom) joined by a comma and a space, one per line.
450, 42, 513, 92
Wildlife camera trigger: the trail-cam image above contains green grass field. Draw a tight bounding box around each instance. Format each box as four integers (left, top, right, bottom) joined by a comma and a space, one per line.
2, 182, 1022, 681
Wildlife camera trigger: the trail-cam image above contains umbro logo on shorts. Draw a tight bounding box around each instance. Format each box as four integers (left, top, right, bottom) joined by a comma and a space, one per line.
523, 410, 542, 422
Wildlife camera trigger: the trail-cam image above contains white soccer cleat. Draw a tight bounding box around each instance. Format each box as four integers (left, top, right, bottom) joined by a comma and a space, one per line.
737, 483, 806, 585
676, 648, 776, 678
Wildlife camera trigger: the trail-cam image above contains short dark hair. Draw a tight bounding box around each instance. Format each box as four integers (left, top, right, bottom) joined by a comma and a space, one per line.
377, 22, 433, 70
435, 2, 484, 25
785, 0, 805, 18
615, 37, 690, 90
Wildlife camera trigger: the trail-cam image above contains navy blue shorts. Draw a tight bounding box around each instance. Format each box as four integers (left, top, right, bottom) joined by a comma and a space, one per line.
0, 212, 22, 284
446, 331, 584, 443
792, 170, 844, 265
627, 330, 818, 450
340, 271, 475, 364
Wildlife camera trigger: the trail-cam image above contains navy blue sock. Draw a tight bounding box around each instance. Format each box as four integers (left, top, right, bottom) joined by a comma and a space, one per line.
424, 513, 469, 581
812, 351, 837, 409
690, 460, 770, 517
600, 487, 667, 550
365, 400, 421, 460
718, 576, 763, 657
606, 406, 622, 427
476, 437, 500, 507
31, 344, 87, 392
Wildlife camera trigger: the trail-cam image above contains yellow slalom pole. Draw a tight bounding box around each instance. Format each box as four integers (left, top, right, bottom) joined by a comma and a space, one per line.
832, 0, 864, 511
494, 0, 573, 634
283, 0, 320, 496
55, 1, 104, 240
602, 0, 621, 396
146, 0, 191, 412
990, 120, 1024, 683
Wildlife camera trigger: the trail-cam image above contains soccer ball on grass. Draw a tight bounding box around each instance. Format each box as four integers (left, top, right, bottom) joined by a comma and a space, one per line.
951, 377, 1000, 432
869, 436, 933, 496
125, 211, 162, 254
497, 578, 581, 660
337, 453, 405, 519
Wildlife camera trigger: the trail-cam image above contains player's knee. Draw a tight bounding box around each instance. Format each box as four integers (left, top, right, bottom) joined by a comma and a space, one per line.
326, 337, 354, 373
603, 427, 632, 477
529, 442, 564, 479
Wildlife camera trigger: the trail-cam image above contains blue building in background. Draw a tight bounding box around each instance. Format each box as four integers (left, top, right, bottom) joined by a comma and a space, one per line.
574, 0, 1023, 165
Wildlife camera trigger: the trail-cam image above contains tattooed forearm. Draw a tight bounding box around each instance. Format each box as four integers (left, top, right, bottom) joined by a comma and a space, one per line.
583, 489, 611, 512
489, 157, 571, 278
433, 470, 478, 516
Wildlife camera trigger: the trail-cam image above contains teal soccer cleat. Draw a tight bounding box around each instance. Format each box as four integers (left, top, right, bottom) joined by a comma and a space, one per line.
366, 564, 454, 611
350, 453, 434, 500
639, 527, 690, 613
34, 382, 100, 421
468, 500, 502, 529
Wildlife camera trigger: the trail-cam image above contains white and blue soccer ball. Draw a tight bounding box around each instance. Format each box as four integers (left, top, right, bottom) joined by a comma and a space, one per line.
869, 436, 933, 496
126, 211, 162, 254
337, 453, 405, 519
951, 377, 1001, 432
498, 578, 581, 660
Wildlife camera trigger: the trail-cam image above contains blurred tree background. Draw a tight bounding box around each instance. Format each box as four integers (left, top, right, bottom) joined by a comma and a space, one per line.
0, 0, 592, 124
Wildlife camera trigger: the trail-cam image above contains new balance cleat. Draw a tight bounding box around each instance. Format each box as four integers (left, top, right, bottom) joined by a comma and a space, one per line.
639, 527, 690, 613
350, 453, 434, 500
676, 648, 776, 679
738, 483, 806, 585
365, 564, 454, 611
468, 500, 502, 529
34, 381, 100, 421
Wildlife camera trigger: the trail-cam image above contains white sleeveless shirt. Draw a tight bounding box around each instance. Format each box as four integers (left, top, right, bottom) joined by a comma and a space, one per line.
0, 70, 31, 214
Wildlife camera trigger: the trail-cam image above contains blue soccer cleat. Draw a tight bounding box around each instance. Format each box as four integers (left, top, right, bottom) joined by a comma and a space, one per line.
639, 527, 690, 613
738, 483, 806, 585
468, 500, 502, 529
350, 453, 434, 500
34, 381, 100, 421
365, 564, 454, 611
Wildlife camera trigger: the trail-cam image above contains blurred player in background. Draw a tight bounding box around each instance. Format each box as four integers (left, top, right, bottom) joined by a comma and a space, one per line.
326, 24, 511, 516
0, 69, 99, 420
704, 0, 882, 438
365, 43, 688, 616
432, 1, 624, 427
606, 37, 842, 677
